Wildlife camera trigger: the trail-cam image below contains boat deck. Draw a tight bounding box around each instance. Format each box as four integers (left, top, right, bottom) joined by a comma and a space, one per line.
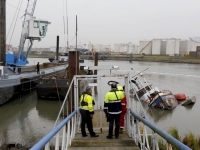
2, 64, 68, 80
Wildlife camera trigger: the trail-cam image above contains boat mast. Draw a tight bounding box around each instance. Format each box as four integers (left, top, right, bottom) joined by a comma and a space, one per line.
0, 0, 6, 66
66, 0, 69, 50
76, 15, 77, 75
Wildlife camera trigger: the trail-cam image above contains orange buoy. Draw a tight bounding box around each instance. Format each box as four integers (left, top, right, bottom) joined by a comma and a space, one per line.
174, 93, 186, 101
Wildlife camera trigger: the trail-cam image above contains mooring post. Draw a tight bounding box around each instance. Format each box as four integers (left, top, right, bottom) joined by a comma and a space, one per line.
68, 51, 79, 114
130, 53, 133, 62
56, 36, 59, 61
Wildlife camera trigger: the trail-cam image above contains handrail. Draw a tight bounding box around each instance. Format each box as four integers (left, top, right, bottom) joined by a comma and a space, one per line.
53, 76, 75, 127
130, 110, 191, 150
30, 108, 80, 150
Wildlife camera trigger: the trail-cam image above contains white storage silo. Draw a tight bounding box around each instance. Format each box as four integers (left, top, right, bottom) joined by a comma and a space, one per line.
114, 44, 120, 53
166, 39, 175, 55
139, 40, 152, 54
152, 39, 161, 55
179, 40, 188, 54
166, 39, 180, 55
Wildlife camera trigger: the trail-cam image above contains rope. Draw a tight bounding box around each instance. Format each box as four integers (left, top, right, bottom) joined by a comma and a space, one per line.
54, 79, 62, 106
8, 0, 24, 46
6, 1, 22, 41
54, 77, 67, 120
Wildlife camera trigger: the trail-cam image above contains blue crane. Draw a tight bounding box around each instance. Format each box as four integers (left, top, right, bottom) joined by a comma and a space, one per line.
6, 0, 50, 66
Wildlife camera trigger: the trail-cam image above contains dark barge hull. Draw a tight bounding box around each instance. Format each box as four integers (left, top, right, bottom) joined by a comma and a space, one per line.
36, 79, 68, 100
0, 64, 68, 105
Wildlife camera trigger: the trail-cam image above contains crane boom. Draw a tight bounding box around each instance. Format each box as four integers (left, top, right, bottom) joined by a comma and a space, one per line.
18, 0, 37, 60
6, 0, 50, 66
23, 0, 37, 27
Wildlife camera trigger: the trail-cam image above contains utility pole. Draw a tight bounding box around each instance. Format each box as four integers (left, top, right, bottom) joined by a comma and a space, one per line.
0, 0, 6, 66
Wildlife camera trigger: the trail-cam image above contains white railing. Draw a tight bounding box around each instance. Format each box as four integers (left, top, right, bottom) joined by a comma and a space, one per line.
30, 108, 81, 150
30, 72, 191, 150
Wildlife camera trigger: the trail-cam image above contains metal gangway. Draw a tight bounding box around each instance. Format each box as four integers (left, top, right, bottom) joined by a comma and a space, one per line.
30, 66, 191, 150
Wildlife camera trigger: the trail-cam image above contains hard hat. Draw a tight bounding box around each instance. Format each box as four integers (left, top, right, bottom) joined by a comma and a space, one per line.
117, 86, 123, 91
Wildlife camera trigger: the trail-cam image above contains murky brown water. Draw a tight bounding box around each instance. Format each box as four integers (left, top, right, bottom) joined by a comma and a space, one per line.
0, 58, 200, 146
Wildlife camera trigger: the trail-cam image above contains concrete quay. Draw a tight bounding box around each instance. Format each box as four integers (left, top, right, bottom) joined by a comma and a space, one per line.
81, 54, 200, 64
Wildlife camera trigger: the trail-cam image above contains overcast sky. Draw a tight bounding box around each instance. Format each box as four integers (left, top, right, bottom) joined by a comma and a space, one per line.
6, 0, 200, 48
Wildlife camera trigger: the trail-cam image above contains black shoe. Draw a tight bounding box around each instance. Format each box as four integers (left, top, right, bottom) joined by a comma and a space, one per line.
91, 134, 99, 137
82, 135, 88, 137
106, 136, 113, 139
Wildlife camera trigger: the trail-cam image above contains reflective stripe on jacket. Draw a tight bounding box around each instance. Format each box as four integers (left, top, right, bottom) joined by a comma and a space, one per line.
80, 93, 94, 114
104, 88, 124, 114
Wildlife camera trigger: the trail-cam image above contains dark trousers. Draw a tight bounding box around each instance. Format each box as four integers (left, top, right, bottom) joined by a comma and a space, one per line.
37, 68, 40, 74
108, 113, 121, 137
80, 109, 95, 136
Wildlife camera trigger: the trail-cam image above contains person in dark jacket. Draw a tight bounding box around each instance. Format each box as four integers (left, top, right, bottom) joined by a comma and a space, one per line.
80, 86, 99, 137
104, 83, 124, 139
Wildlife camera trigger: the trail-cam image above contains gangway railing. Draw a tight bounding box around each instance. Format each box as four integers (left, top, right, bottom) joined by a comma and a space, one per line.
30, 108, 80, 150
30, 71, 192, 150
128, 109, 191, 150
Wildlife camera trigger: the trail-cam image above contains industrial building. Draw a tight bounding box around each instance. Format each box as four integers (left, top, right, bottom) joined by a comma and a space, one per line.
88, 44, 111, 52
139, 38, 200, 56
6, 38, 200, 57
114, 43, 139, 54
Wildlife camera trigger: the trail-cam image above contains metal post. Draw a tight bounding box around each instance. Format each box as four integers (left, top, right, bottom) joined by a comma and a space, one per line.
56, 36, 59, 60
75, 15, 77, 75
0, 0, 6, 66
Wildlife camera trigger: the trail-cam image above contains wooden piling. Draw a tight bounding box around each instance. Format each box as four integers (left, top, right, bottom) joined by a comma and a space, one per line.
68, 51, 79, 114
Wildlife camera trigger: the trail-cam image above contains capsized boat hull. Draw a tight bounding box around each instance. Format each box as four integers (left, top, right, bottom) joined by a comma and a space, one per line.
148, 90, 178, 110
181, 96, 196, 106
131, 77, 178, 110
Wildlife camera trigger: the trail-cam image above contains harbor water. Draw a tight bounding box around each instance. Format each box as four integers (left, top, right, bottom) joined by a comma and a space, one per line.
0, 58, 200, 146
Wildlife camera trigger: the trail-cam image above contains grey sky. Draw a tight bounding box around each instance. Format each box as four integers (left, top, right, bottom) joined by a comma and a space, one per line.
6, 0, 200, 48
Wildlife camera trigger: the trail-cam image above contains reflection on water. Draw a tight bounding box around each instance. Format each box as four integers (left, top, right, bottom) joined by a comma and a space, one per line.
146, 107, 174, 123
36, 99, 64, 121
0, 91, 63, 146
0, 59, 200, 146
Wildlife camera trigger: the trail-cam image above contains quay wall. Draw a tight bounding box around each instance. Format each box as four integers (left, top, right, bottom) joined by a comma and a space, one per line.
28, 54, 200, 64
81, 54, 200, 64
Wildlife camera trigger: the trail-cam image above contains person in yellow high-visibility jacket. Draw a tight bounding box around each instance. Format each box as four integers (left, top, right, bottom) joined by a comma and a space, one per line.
80, 86, 99, 137
104, 83, 124, 139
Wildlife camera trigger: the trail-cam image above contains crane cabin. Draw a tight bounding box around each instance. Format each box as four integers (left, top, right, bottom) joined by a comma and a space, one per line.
22, 17, 51, 40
